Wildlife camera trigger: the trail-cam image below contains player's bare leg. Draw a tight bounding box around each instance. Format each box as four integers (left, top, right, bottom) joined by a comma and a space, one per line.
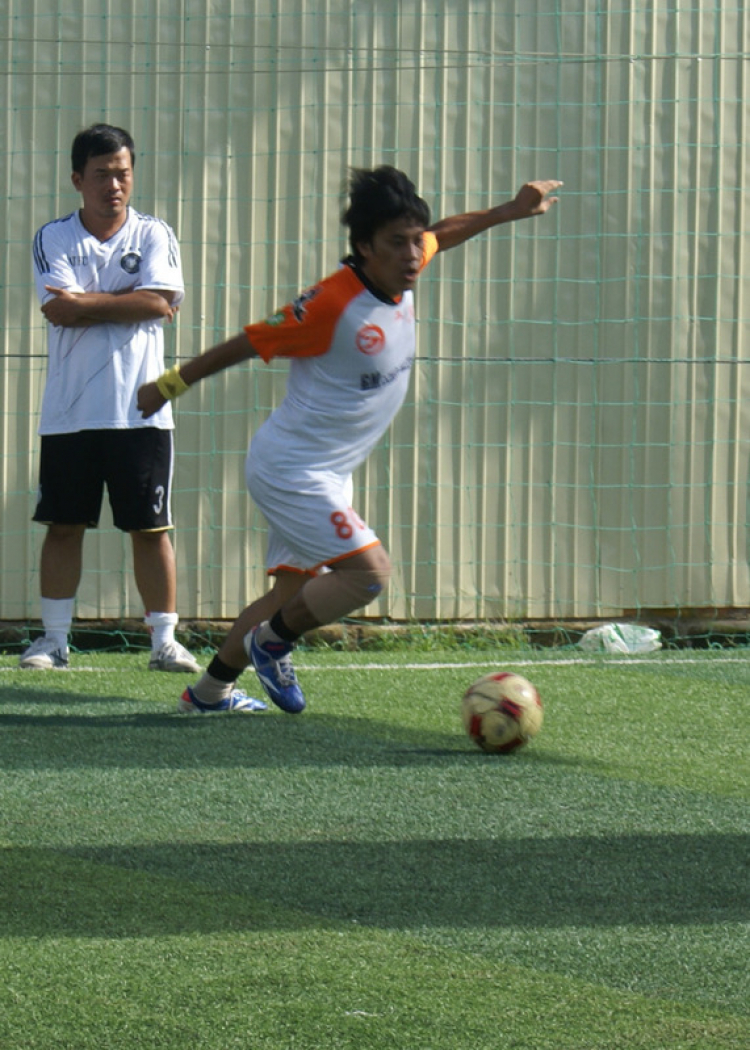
219, 570, 309, 669
131, 529, 176, 612
19, 523, 85, 669
131, 529, 200, 673
40, 522, 86, 598
247, 545, 392, 713
179, 569, 306, 714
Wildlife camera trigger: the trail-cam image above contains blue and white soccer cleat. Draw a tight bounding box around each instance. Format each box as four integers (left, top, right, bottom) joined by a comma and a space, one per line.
178, 686, 268, 714
246, 627, 306, 713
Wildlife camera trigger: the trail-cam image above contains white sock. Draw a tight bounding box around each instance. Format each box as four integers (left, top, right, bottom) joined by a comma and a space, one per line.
144, 611, 178, 651
41, 597, 73, 650
254, 620, 285, 647
192, 672, 234, 706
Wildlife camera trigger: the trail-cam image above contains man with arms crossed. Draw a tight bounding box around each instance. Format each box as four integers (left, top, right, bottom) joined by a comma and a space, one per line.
22, 124, 199, 674
139, 166, 560, 713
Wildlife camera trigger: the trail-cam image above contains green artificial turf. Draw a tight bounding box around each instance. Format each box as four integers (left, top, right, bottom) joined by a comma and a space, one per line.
0, 650, 748, 1048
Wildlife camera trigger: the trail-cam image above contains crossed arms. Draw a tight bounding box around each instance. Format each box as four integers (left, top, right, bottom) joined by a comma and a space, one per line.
40, 287, 179, 328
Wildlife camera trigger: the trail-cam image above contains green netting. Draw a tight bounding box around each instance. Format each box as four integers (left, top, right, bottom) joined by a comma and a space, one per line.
1, 2, 749, 650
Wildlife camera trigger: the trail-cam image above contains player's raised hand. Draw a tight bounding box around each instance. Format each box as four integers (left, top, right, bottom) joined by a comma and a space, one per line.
511, 180, 563, 219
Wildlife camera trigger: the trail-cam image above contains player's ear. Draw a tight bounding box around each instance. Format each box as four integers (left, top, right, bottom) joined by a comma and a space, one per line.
71, 171, 83, 193
355, 239, 373, 261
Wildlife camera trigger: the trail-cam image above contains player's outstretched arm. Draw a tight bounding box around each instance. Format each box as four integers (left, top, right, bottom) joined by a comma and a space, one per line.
137, 331, 258, 418
429, 179, 562, 252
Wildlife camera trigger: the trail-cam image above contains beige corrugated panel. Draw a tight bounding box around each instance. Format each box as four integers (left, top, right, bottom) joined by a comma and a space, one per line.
1, 1, 748, 623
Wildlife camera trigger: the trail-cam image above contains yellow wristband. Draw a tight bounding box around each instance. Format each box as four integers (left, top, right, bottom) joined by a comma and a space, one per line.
155, 364, 190, 400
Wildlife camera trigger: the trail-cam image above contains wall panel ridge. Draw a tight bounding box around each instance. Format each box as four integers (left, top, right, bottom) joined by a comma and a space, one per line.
1, 1, 748, 624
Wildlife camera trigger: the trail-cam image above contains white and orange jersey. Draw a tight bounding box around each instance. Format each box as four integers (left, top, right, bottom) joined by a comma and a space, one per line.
245, 231, 438, 479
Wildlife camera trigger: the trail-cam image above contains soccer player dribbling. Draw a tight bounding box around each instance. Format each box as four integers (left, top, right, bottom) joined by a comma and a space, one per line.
138, 167, 561, 715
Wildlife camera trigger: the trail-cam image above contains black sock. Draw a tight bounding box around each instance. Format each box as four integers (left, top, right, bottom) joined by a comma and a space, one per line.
207, 655, 243, 682
269, 611, 300, 644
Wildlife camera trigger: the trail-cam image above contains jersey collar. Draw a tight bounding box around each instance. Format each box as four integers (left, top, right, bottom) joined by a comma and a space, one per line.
343, 255, 403, 305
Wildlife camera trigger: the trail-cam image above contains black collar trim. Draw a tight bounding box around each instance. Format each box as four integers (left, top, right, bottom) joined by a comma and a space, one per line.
343, 256, 400, 305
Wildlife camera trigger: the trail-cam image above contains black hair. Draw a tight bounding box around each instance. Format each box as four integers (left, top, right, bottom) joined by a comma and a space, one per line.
71, 124, 135, 175
342, 166, 431, 258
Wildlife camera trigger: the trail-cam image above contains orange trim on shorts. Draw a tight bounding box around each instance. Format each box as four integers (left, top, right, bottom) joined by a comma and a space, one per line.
312, 539, 383, 573
267, 565, 317, 578
268, 539, 382, 578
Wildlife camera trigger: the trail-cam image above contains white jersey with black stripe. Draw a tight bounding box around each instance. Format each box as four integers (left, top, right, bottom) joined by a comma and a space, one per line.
32, 207, 184, 434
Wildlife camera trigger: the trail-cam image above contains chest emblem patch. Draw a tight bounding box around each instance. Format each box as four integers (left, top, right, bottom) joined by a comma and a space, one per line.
356, 324, 386, 355
121, 251, 142, 274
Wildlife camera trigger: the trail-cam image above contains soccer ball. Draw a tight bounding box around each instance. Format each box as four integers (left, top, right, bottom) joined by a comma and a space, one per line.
461, 671, 543, 753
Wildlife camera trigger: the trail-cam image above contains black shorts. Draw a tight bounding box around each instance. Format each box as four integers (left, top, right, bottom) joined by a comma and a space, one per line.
33, 428, 175, 532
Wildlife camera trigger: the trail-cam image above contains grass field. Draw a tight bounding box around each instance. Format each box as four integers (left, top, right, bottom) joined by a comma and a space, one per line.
0, 647, 748, 1049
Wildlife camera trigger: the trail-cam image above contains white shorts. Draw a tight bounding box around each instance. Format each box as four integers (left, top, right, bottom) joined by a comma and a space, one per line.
245, 456, 380, 575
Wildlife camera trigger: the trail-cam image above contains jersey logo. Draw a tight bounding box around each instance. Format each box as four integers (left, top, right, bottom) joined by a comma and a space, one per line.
360, 354, 414, 390
121, 251, 142, 274
291, 286, 321, 322
356, 324, 386, 355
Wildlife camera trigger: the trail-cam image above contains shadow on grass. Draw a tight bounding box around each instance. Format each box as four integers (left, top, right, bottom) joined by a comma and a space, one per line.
1, 831, 747, 940
0, 707, 593, 770
0, 690, 567, 769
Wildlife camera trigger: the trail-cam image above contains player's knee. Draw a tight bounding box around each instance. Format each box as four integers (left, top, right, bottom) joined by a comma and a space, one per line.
302, 554, 391, 625
341, 561, 391, 608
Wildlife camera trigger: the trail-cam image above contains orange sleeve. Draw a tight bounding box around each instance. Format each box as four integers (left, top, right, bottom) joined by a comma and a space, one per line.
420, 230, 439, 271
245, 266, 363, 363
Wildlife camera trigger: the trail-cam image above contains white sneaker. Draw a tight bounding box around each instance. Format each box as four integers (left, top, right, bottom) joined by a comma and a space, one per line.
19, 636, 69, 669
148, 640, 201, 673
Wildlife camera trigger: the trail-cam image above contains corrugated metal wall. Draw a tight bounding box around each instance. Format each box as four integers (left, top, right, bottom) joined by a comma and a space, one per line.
1, 0, 749, 623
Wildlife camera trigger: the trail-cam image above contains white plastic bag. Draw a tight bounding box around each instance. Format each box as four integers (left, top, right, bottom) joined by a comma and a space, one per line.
578, 623, 662, 654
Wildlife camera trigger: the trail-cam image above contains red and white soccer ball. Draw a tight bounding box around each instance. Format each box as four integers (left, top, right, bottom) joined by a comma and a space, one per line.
461, 671, 543, 754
